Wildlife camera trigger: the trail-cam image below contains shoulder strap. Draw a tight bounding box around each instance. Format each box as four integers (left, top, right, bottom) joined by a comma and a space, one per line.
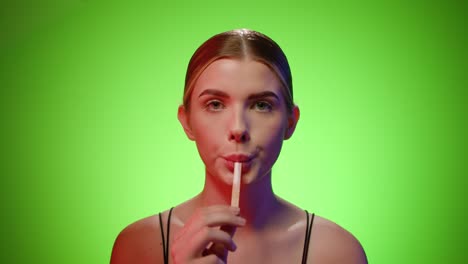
301, 210, 315, 264
159, 207, 174, 264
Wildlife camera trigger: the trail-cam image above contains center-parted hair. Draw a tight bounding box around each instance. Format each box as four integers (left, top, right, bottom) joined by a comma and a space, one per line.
183, 29, 294, 113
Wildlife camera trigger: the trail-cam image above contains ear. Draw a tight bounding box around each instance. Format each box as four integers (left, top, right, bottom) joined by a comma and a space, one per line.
178, 105, 195, 141
284, 105, 300, 140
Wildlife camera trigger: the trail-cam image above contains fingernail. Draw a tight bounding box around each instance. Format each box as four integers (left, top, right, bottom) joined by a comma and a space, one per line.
231, 242, 237, 251
237, 217, 246, 225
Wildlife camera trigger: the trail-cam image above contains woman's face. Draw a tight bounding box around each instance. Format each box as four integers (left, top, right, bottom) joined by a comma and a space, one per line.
178, 58, 299, 185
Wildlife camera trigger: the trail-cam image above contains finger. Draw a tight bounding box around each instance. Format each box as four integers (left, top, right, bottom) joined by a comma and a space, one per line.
193, 254, 225, 264
206, 241, 229, 260
174, 206, 239, 241
171, 228, 233, 263
204, 225, 238, 260
220, 224, 237, 237
189, 227, 237, 258
174, 207, 245, 242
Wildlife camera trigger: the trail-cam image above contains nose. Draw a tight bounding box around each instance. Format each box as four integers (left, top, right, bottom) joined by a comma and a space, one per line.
229, 109, 250, 143
230, 129, 250, 142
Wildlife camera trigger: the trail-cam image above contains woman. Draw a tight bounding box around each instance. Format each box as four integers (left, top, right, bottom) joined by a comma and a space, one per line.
111, 29, 367, 264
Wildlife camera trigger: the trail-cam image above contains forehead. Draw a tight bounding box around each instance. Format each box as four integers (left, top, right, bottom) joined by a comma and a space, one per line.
193, 58, 282, 96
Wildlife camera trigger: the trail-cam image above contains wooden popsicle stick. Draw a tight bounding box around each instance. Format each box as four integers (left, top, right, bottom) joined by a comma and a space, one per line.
231, 162, 241, 208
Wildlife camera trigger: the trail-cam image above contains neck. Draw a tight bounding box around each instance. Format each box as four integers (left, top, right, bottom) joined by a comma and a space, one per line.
197, 169, 282, 230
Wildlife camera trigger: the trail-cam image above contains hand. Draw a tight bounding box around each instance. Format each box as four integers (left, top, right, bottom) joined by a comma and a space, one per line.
171, 205, 246, 264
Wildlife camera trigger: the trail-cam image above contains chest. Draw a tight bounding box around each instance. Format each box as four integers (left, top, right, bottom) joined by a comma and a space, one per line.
226, 229, 307, 264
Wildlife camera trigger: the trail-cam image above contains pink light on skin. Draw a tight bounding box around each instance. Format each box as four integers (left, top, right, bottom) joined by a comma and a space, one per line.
178, 58, 300, 188
223, 151, 258, 174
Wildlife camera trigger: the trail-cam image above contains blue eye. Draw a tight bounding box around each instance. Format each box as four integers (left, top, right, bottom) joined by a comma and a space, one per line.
206, 100, 224, 111
254, 101, 273, 112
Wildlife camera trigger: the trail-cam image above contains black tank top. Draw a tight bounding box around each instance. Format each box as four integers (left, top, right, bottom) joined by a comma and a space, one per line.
158, 208, 315, 263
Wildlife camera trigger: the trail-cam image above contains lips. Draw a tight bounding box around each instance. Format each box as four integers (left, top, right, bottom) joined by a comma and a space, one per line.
224, 154, 253, 162
223, 153, 256, 173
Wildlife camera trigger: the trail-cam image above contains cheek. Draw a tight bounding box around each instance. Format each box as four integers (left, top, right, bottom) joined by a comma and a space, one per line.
255, 116, 287, 156
256, 115, 286, 140
264, 129, 285, 157
193, 114, 226, 138
191, 113, 227, 156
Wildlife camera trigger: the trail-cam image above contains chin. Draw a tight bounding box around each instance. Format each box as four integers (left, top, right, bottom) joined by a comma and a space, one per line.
243, 174, 267, 185
239, 167, 269, 185
208, 166, 236, 186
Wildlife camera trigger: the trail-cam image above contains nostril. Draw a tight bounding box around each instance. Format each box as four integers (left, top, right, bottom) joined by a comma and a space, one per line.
240, 133, 247, 142
229, 131, 249, 142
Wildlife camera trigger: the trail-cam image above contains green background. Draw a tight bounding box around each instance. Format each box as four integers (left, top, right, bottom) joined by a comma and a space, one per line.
2, 0, 466, 263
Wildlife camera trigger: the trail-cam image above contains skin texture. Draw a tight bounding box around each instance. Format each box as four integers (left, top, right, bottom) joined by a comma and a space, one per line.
110, 59, 368, 264
182, 58, 296, 186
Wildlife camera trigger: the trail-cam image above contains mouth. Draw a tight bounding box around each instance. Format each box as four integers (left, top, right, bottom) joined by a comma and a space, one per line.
223, 153, 256, 173
224, 153, 254, 163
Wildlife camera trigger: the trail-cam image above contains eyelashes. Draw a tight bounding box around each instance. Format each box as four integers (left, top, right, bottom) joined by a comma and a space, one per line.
203, 99, 274, 112
253, 101, 273, 112
205, 99, 225, 111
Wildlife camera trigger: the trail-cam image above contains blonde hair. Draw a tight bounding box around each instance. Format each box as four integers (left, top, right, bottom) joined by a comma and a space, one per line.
183, 29, 294, 113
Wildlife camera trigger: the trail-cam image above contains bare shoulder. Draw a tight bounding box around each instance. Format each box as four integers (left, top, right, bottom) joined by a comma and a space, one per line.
110, 213, 165, 264
309, 215, 368, 264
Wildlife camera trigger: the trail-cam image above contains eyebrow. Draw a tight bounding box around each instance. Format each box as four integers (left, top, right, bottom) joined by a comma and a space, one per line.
247, 91, 280, 101
198, 89, 280, 100
198, 89, 229, 98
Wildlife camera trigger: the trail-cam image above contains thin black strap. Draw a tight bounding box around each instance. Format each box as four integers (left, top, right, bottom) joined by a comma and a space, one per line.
302, 210, 315, 264
159, 207, 174, 264
158, 212, 167, 264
